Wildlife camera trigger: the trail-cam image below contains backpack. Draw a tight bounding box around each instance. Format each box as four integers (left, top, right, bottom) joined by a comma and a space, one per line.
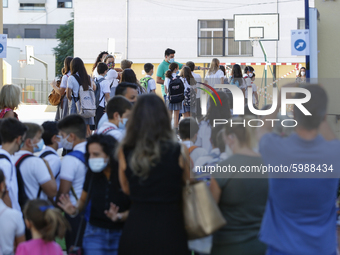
230, 77, 240, 88
140, 77, 152, 92
48, 79, 62, 106
94, 77, 105, 109
73, 75, 96, 118
184, 86, 196, 109
15, 154, 34, 209
168, 76, 185, 104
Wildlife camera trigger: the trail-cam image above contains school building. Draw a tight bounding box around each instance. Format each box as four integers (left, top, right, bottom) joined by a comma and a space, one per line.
74, 0, 310, 97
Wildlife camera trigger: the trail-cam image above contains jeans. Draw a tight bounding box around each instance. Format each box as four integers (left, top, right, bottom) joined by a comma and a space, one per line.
83, 223, 122, 255
163, 95, 167, 104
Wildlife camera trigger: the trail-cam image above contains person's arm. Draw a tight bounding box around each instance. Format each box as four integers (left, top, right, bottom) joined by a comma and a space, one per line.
118, 147, 130, 195
57, 179, 72, 203
58, 190, 88, 216
50, 80, 62, 94
2, 190, 12, 208
209, 178, 221, 203
179, 144, 191, 183
104, 203, 129, 222
14, 235, 25, 251
220, 77, 224, 85
66, 88, 72, 101
3, 110, 15, 119
38, 159, 57, 198
105, 93, 110, 103
156, 76, 164, 85
114, 68, 123, 73
254, 91, 259, 105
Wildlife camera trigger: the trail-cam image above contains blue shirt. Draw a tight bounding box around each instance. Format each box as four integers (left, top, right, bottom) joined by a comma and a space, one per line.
259, 133, 340, 255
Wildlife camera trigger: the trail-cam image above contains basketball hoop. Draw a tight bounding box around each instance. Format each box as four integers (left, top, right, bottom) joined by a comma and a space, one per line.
18, 60, 27, 68
251, 38, 260, 47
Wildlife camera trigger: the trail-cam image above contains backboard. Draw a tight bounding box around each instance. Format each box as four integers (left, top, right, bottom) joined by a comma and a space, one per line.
25, 45, 34, 65
234, 14, 279, 41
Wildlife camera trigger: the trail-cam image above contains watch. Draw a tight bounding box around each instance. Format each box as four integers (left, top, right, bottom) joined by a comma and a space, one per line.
116, 213, 123, 222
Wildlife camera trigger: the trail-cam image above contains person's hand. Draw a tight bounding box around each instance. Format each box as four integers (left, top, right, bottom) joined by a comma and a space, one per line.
57, 194, 77, 215
50, 80, 57, 89
104, 203, 120, 222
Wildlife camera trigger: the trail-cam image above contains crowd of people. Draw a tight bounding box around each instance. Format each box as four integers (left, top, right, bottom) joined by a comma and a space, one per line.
0, 46, 337, 255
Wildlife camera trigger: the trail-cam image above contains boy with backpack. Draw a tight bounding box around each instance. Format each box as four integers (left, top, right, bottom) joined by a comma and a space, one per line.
57, 115, 87, 251
0, 118, 27, 211
97, 96, 132, 141
94, 62, 111, 128
140, 63, 156, 93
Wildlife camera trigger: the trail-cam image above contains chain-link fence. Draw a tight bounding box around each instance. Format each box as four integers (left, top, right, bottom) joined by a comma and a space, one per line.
12, 78, 51, 105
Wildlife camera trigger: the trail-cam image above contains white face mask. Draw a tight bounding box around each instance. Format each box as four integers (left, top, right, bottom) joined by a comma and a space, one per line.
248, 73, 253, 78
301, 71, 306, 76
60, 134, 73, 150
88, 158, 108, 173
56, 135, 63, 149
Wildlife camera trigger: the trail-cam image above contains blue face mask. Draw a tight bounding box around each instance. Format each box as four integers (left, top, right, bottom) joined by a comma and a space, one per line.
118, 118, 128, 130
169, 58, 175, 63
32, 139, 44, 153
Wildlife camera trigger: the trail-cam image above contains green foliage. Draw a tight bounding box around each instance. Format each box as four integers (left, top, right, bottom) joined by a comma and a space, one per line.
53, 16, 74, 76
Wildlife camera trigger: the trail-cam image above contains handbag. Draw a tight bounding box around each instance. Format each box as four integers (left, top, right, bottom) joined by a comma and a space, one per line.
48, 79, 62, 106
183, 180, 226, 240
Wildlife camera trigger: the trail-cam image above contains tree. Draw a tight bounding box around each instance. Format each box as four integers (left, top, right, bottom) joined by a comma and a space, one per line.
53, 15, 74, 76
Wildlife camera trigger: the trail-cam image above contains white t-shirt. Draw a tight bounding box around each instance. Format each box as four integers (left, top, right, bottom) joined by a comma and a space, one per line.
67, 75, 80, 98
92, 67, 99, 79
96, 75, 111, 108
192, 72, 202, 98
106, 69, 119, 97
97, 122, 124, 142
60, 71, 71, 89
180, 77, 191, 91
242, 74, 253, 99
59, 142, 87, 205
145, 75, 156, 93
0, 199, 25, 255
205, 69, 224, 88
0, 149, 21, 212
38, 146, 61, 199
195, 120, 213, 153
13, 150, 52, 200
182, 141, 208, 169
251, 82, 258, 104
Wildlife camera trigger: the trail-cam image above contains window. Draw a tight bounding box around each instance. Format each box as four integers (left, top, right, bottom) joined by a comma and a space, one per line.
3, 0, 8, 8
57, 0, 72, 8
3, 29, 8, 35
20, 3, 45, 11
25, 29, 40, 38
198, 20, 252, 57
298, 18, 305, 29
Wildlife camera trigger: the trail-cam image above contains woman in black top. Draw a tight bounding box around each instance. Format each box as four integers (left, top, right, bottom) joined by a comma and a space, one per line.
58, 134, 130, 255
111, 94, 191, 255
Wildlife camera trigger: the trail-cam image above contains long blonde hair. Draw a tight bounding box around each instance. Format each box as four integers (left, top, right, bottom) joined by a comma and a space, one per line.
208, 58, 220, 75
0, 84, 21, 110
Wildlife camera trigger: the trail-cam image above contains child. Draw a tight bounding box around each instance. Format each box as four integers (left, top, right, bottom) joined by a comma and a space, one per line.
164, 62, 184, 131
140, 63, 156, 93
180, 66, 196, 118
250, 73, 259, 106
97, 96, 132, 141
16, 199, 69, 255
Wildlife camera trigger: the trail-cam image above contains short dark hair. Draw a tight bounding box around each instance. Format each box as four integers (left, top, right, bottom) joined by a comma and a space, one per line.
179, 117, 199, 140
294, 84, 327, 130
186, 61, 195, 72
0, 118, 27, 143
115, 82, 138, 96
121, 59, 133, 70
97, 62, 108, 75
144, 63, 154, 73
244, 66, 254, 73
57, 114, 86, 139
165, 48, 175, 57
23, 123, 44, 140
107, 96, 132, 120
42, 121, 59, 146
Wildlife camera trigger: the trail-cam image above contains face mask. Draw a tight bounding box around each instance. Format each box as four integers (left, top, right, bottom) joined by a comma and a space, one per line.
301, 71, 305, 76
169, 58, 175, 63
88, 158, 108, 173
56, 135, 63, 149
107, 63, 115, 69
60, 134, 73, 150
32, 139, 44, 153
248, 73, 253, 78
118, 118, 128, 130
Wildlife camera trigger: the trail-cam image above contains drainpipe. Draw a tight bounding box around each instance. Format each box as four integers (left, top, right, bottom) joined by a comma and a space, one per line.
125, 0, 129, 59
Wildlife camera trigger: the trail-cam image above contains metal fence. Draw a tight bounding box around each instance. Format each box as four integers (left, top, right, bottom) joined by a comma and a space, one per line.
12, 78, 51, 105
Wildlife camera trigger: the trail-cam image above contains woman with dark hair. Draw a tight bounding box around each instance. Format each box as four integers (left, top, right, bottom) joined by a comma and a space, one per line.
52, 56, 73, 121
92, 51, 108, 78
195, 91, 231, 152
58, 134, 130, 255
296, 67, 306, 83
229, 64, 243, 88
66, 57, 95, 136
219, 65, 229, 84
180, 66, 196, 117
121, 68, 146, 94
112, 94, 190, 255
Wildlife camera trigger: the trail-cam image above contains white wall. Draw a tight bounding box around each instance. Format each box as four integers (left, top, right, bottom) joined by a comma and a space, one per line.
74, 0, 306, 64
6, 46, 21, 78
7, 39, 57, 81
4, 0, 73, 25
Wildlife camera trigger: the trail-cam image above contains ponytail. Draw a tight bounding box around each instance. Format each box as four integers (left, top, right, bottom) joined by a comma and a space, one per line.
166, 63, 179, 79
24, 199, 70, 242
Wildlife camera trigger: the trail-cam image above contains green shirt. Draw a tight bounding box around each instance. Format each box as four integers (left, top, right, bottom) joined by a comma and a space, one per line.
156, 60, 183, 96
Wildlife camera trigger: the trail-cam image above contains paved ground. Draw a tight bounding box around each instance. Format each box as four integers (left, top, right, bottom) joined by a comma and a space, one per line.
16, 104, 57, 125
